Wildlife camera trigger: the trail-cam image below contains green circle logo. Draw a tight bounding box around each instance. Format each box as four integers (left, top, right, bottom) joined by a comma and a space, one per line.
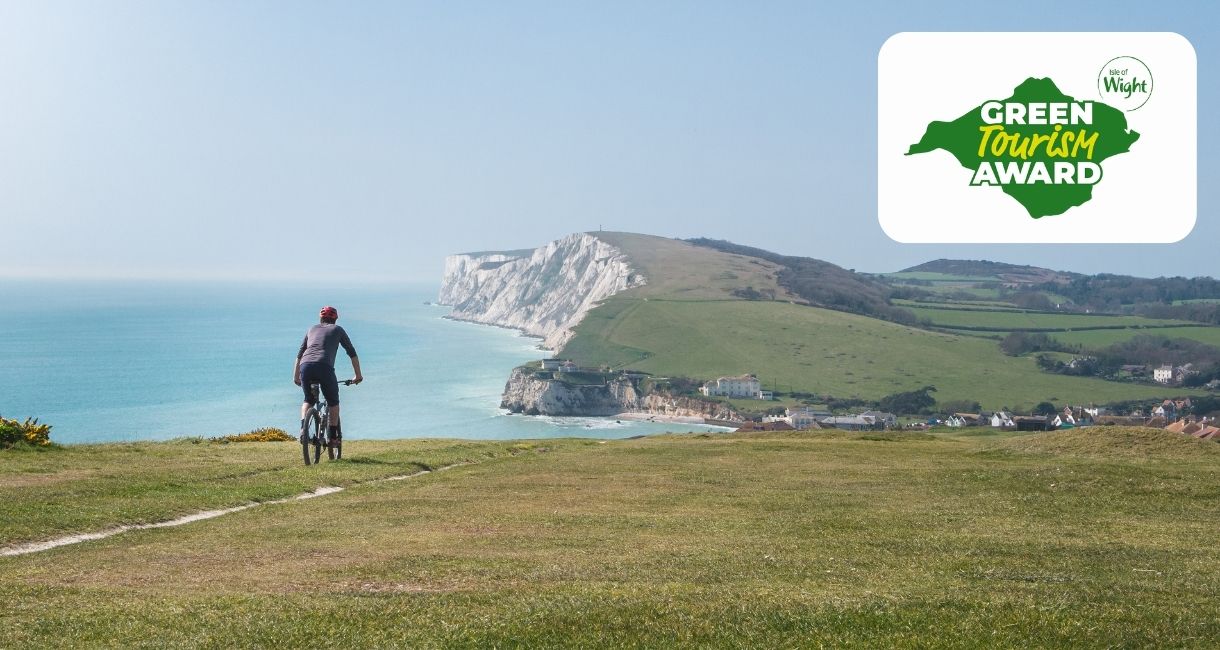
1097, 56, 1153, 111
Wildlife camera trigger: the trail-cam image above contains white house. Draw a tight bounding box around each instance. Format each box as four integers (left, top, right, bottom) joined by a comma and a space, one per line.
990, 411, 1014, 428
1154, 364, 1175, 384
700, 374, 764, 399
947, 413, 981, 428
541, 358, 567, 371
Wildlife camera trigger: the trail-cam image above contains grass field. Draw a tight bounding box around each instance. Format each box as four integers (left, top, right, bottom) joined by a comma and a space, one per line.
562, 299, 1197, 408
883, 271, 1000, 282
2, 429, 1217, 648
593, 232, 792, 301
904, 306, 1191, 331
1049, 326, 1220, 350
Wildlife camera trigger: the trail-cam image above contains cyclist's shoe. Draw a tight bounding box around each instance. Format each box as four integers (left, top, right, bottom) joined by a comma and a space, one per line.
327, 433, 342, 448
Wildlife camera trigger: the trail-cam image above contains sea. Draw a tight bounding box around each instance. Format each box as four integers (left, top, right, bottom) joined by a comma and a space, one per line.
1, 280, 723, 444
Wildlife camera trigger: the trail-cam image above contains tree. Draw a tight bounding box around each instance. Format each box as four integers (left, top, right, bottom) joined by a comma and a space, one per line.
1033, 401, 1058, 416
878, 386, 937, 415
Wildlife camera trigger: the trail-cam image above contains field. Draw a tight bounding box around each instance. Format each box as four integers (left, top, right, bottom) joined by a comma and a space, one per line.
882, 271, 1000, 282
562, 299, 1198, 408
593, 232, 793, 301
1049, 326, 1220, 350
2, 429, 1217, 648
903, 306, 1191, 331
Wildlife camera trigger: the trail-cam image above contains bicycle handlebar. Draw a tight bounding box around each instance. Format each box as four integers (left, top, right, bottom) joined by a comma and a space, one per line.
340, 379, 359, 386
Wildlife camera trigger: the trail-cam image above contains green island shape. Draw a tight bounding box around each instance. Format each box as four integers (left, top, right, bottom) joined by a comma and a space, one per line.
907, 77, 1140, 219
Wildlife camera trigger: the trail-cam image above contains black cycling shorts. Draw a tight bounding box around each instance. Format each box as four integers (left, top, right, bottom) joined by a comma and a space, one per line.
300, 362, 340, 405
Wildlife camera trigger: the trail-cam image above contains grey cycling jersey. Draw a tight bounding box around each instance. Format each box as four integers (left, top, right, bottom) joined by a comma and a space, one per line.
297, 323, 357, 368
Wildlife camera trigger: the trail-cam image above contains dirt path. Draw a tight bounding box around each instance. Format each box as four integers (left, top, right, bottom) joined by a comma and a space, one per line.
0, 463, 469, 558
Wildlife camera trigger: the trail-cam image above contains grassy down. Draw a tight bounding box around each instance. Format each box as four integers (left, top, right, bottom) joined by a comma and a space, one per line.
904, 306, 1191, 330
1, 429, 1218, 648
562, 298, 1198, 408
592, 231, 792, 301
0, 439, 570, 545
1050, 325, 1220, 349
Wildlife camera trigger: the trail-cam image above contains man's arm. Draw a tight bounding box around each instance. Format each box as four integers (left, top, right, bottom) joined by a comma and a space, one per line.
339, 328, 362, 384
294, 335, 306, 385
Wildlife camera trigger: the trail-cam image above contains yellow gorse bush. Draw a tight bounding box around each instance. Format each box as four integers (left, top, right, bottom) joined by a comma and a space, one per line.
0, 415, 53, 448
215, 427, 294, 443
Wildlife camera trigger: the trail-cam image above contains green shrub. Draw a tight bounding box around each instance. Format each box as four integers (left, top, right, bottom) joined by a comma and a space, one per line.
0, 415, 53, 448
214, 427, 294, 443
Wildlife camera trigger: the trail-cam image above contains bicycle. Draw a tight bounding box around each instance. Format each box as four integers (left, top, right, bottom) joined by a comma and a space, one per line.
300, 379, 356, 466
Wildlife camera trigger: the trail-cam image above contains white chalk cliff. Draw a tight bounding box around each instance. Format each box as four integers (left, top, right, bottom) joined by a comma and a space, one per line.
437, 233, 645, 350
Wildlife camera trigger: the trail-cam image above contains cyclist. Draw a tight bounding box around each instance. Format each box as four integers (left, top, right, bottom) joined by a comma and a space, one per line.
293, 306, 363, 447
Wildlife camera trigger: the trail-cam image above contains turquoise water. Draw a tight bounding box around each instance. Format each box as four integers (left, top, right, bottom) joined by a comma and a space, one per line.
1, 280, 721, 444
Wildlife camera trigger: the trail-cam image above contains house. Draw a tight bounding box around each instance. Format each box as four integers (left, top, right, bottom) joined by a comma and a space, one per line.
558, 361, 578, 373
946, 413, 981, 428
1154, 364, 1175, 384
1165, 419, 1192, 434
1013, 416, 1053, 431
1175, 364, 1198, 382
1060, 406, 1077, 425
541, 358, 568, 371
860, 411, 898, 429
699, 374, 766, 399
785, 408, 828, 430
819, 415, 875, 431
758, 390, 774, 400
990, 411, 1015, 428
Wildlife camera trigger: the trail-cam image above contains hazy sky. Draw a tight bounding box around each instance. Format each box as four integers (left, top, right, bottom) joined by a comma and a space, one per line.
1, 1, 1215, 282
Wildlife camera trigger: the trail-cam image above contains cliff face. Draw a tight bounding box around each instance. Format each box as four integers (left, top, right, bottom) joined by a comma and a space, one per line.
500, 368, 746, 422
438, 233, 644, 350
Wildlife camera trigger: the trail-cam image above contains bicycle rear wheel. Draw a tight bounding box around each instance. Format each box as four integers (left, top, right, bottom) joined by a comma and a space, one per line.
312, 419, 323, 465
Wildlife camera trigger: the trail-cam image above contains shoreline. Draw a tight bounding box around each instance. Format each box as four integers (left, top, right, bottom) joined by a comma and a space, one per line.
613, 412, 710, 425
438, 310, 555, 354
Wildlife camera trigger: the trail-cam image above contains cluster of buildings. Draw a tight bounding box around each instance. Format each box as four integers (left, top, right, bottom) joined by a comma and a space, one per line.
1165, 417, 1220, 440
1153, 363, 1198, 385
943, 410, 1071, 431
751, 407, 898, 431
541, 358, 581, 373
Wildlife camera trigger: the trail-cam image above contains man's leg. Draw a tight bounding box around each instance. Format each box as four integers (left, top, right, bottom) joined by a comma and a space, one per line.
300, 401, 313, 440
328, 404, 342, 446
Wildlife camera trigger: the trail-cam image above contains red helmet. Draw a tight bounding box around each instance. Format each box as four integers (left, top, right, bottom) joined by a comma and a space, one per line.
319, 306, 339, 320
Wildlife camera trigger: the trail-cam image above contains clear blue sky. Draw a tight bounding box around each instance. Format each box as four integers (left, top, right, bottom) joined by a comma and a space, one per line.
0, 1, 1214, 282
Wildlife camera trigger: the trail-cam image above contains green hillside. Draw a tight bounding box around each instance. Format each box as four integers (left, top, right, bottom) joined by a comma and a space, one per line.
556, 234, 1212, 409
563, 298, 1194, 409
